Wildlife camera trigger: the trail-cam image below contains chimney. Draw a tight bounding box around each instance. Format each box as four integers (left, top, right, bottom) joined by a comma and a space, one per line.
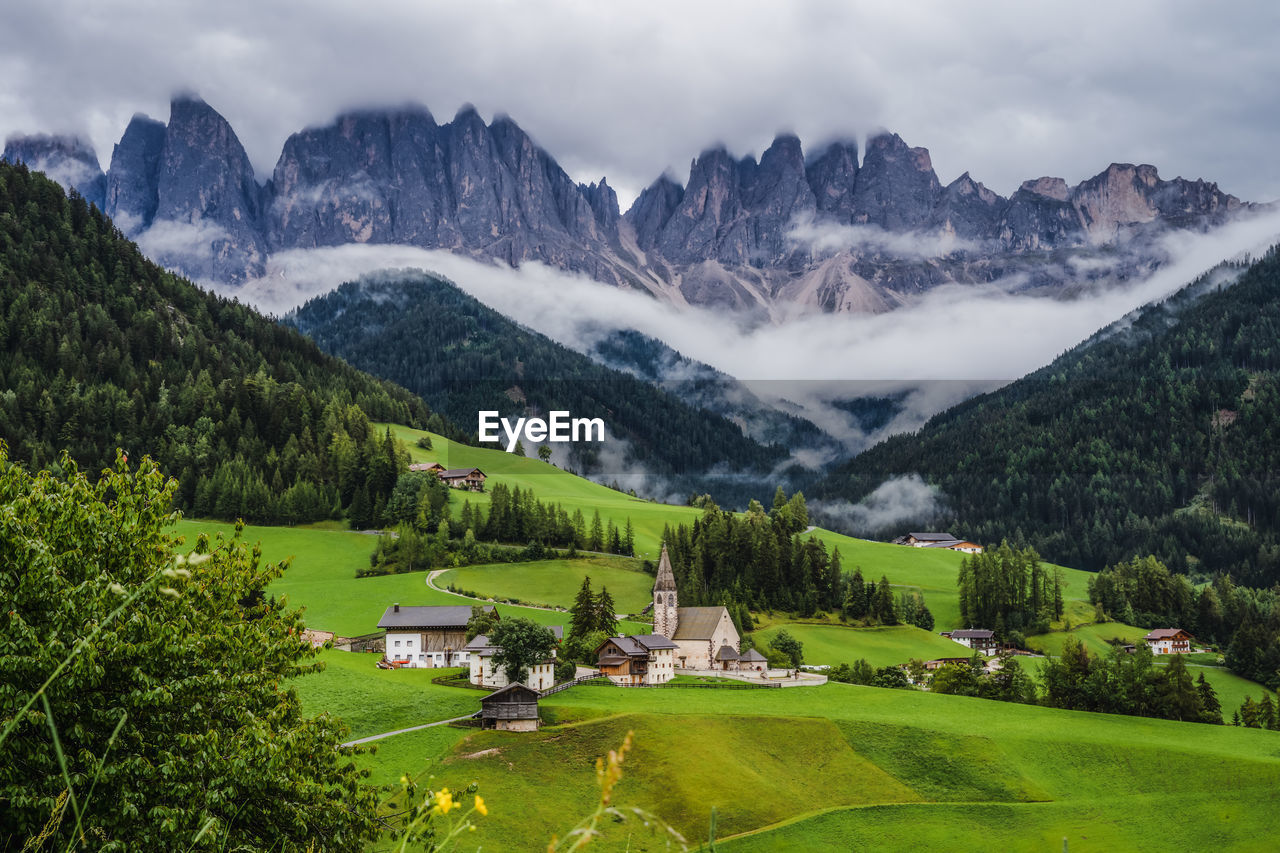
394, 603, 400, 613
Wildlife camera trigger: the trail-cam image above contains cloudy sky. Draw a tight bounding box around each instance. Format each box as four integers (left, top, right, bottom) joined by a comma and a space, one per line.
3, 0, 1280, 207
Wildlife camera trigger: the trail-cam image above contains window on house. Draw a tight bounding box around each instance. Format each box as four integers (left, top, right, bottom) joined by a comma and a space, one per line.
394, 640, 401, 647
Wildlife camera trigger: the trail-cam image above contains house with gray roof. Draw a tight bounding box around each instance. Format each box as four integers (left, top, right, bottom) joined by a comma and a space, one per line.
378, 603, 495, 668
595, 633, 679, 685
466, 625, 563, 691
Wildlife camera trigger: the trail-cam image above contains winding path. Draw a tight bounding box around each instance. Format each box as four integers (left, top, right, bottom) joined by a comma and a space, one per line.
341, 713, 477, 747
426, 569, 631, 619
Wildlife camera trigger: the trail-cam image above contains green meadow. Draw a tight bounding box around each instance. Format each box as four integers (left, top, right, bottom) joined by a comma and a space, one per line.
1028, 620, 1150, 657
751, 621, 970, 668
439, 555, 654, 614
173, 519, 647, 636
293, 650, 481, 740
370, 678, 1280, 852
172, 441, 1280, 851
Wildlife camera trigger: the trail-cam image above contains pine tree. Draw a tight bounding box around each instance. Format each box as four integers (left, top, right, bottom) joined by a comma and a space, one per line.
596, 586, 618, 635
623, 517, 635, 557
843, 567, 867, 620
875, 576, 898, 625
1196, 672, 1222, 723
1260, 692, 1277, 730
589, 509, 604, 552
570, 576, 597, 640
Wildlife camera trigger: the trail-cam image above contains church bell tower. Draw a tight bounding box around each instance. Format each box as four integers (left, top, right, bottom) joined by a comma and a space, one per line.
653, 543, 679, 639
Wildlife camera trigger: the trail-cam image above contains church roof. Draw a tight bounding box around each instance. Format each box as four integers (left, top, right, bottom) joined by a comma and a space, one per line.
672, 606, 731, 641
654, 544, 677, 592
715, 645, 739, 661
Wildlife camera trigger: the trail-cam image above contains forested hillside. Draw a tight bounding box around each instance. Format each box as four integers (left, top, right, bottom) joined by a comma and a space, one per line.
287, 272, 786, 496
817, 249, 1280, 584
0, 161, 456, 523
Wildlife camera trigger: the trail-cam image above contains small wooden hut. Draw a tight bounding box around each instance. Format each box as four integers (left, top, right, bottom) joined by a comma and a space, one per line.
480, 683, 540, 732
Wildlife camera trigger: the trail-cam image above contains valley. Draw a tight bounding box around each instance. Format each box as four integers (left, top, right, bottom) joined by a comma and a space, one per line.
171, 422, 1279, 850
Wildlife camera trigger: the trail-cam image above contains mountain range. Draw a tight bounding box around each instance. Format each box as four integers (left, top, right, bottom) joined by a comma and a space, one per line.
3, 95, 1253, 314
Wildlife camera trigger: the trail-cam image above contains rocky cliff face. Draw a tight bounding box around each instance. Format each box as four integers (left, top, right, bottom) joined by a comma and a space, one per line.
2, 134, 106, 209
105, 114, 166, 234
9, 97, 1254, 310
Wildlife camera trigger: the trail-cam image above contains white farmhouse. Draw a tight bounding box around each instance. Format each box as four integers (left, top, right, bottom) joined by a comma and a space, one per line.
465, 626, 563, 692
377, 603, 494, 668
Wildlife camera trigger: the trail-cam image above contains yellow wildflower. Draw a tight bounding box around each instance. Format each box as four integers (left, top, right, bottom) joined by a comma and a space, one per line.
474, 795, 488, 816
433, 788, 455, 815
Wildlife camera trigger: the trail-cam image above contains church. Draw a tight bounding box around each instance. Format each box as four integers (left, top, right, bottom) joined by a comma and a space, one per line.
652, 543, 741, 670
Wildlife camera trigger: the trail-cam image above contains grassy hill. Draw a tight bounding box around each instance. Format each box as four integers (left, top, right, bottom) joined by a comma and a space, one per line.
752, 622, 974, 668
439, 555, 653, 614
361, 677, 1280, 852
174, 519, 649, 637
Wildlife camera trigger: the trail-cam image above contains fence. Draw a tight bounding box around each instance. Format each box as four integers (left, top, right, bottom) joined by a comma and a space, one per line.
577, 678, 780, 690
540, 673, 607, 696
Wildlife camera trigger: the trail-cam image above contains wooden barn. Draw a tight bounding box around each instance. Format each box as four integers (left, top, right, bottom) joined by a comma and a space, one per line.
480, 683, 541, 731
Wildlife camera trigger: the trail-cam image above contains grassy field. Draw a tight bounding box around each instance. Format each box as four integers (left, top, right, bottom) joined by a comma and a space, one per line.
366, 677, 1280, 852
439, 555, 654, 614
293, 650, 481, 740
1027, 621, 1150, 657
174, 519, 647, 636
751, 622, 970, 667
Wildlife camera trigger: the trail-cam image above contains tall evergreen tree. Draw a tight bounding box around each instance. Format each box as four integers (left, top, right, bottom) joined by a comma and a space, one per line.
596, 586, 618, 635
570, 576, 597, 640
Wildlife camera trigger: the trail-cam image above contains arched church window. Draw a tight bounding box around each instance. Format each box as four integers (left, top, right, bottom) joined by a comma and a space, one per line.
667, 593, 674, 606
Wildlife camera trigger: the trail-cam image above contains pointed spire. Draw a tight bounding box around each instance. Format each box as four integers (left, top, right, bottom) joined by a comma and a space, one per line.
654, 543, 677, 592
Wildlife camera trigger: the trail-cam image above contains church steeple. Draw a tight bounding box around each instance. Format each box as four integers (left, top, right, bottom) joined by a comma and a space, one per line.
653, 543, 678, 639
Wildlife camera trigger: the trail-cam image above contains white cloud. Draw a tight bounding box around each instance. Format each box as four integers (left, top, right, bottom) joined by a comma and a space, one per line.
810, 475, 945, 533
786, 214, 980, 258
134, 219, 230, 261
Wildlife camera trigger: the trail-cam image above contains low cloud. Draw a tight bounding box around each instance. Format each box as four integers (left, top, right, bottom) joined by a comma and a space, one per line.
135, 219, 231, 261
218, 207, 1280, 467
786, 213, 980, 258
810, 474, 944, 534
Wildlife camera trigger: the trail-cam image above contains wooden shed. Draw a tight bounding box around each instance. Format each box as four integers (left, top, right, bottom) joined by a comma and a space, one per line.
480, 683, 541, 732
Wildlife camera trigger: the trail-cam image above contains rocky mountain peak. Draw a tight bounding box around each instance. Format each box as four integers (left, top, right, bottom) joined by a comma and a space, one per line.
105, 114, 166, 234
624, 174, 685, 251
150, 95, 267, 282
2, 133, 106, 209
1019, 176, 1071, 202
851, 131, 941, 230
805, 140, 859, 222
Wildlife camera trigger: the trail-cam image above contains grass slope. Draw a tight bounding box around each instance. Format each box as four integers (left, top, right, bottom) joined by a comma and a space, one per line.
174, 519, 647, 636
483, 681, 1280, 851
752, 622, 969, 667
293, 650, 481, 740
439, 555, 653, 614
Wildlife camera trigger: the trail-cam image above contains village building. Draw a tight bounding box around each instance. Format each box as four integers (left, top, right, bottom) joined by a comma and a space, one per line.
479, 683, 541, 731
465, 626, 563, 691
378, 603, 495, 668
738, 648, 768, 672
943, 628, 998, 655
408, 461, 445, 474
893, 532, 983, 554
596, 634, 678, 685
1144, 628, 1193, 655
652, 544, 741, 669
439, 467, 486, 491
